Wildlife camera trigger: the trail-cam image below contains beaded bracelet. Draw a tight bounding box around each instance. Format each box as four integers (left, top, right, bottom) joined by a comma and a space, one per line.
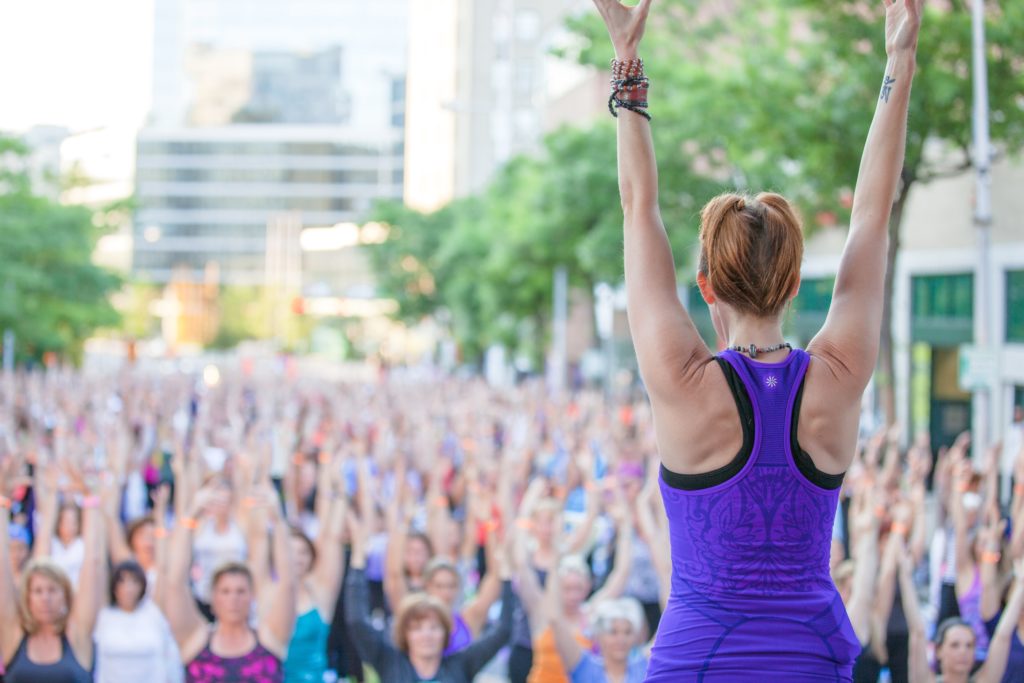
609, 57, 652, 121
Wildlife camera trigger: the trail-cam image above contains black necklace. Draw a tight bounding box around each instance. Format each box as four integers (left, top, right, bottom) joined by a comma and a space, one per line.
728, 342, 791, 359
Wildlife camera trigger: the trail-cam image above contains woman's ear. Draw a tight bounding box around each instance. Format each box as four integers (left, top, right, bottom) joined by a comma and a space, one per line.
696, 271, 716, 305
790, 275, 801, 300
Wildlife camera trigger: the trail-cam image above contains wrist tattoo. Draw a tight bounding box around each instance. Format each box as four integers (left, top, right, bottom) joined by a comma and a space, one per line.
880, 75, 897, 103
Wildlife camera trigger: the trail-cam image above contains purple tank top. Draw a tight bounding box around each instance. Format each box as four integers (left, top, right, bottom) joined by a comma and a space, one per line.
646, 349, 860, 681
444, 611, 473, 656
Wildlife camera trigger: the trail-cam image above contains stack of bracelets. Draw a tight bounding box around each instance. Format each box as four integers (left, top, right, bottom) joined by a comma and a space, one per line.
608, 56, 651, 121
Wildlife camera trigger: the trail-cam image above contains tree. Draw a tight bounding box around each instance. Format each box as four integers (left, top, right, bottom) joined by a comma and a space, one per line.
369, 123, 719, 365
567, 0, 1024, 423
0, 137, 121, 363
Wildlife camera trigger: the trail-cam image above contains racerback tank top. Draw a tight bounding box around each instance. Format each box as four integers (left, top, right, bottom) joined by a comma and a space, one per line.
646, 349, 860, 681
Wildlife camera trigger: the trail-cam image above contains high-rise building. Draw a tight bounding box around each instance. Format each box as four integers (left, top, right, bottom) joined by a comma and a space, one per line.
136, 0, 408, 286
404, 0, 600, 212
134, 125, 402, 285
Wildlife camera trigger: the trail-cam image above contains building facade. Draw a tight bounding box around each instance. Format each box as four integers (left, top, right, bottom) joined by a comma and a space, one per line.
404, 0, 596, 211
134, 125, 402, 286
135, 0, 408, 287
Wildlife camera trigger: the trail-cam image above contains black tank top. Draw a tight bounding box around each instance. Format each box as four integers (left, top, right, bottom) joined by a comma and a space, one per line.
5, 634, 91, 683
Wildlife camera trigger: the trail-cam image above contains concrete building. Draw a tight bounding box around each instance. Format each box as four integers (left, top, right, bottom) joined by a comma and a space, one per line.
404, 0, 597, 211
135, 0, 408, 288
134, 125, 403, 286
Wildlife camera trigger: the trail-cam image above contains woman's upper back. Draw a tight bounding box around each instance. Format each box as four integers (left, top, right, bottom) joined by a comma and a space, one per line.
654, 347, 857, 487
657, 349, 844, 596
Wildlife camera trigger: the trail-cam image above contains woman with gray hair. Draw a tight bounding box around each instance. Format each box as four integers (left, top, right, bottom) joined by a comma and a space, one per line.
549, 574, 649, 683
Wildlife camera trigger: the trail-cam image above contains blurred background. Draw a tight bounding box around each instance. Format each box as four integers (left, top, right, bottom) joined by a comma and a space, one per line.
0, 0, 1022, 452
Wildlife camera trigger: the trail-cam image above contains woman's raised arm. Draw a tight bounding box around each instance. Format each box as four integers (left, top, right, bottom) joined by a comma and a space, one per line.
0, 455, 23, 663
592, 0, 709, 401
809, 0, 923, 390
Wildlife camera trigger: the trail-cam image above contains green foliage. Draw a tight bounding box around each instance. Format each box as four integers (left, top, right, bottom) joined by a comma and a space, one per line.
570, 0, 1024, 221
208, 286, 272, 350
0, 138, 122, 363
370, 123, 719, 363
372, 1, 1023, 364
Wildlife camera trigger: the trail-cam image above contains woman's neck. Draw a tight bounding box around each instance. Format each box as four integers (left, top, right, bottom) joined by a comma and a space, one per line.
409, 652, 441, 679
32, 623, 62, 639
216, 620, 251, 640
723, 315, 784, 350
604, 657, 628, 682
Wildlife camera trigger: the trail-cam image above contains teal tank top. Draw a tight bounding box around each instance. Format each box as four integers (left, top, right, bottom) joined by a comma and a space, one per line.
284, 608, 329, 683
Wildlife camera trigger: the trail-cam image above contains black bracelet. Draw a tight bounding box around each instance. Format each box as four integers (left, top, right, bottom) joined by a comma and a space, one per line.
608, 76, 651, 120
608, 94, 652, 121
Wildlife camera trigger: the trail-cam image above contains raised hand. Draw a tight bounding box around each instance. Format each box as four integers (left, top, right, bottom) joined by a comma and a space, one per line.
883, 0, 924, 56
592, 0, 653, 58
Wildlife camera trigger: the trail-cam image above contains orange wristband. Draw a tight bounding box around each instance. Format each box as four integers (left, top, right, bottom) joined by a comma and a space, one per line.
154, 527, 169, 539
982, 551, 1002, 564
180, 517, 199, 530
318, 450, 331, 464
0, 495, 10, 510
1015, 484, 1024, 497
956, 483, 971, 493
890, 523, 909, 536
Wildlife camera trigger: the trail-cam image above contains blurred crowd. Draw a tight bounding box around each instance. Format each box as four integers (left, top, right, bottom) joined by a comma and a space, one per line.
0, 367, 1023, 683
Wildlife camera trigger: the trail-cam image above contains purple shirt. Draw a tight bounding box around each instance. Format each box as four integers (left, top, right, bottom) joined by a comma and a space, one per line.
646, 349, 860, 681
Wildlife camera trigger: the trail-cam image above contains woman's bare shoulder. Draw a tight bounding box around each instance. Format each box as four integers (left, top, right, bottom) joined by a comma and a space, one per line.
651, 356, 746, 475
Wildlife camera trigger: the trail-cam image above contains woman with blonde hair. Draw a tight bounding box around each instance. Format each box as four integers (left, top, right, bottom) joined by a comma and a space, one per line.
0, 456, 105, 682
591, 0, 925, 677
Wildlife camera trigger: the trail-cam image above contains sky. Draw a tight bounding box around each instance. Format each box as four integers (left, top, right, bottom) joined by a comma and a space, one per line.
0, 0, 154, 133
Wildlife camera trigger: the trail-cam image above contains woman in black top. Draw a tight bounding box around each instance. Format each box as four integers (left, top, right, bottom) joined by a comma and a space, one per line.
344, 512, 516, 683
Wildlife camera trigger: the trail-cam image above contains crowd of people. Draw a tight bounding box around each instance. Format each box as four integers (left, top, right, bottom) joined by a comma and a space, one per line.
0, 368, 1020, 682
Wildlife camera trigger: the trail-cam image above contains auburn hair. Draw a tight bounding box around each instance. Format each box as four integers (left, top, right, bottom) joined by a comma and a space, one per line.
698, 192, 803, 317
392, 593, 453, 654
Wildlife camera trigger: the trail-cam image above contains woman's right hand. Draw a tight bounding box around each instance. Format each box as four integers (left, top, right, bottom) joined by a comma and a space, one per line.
592, 0, 653, 59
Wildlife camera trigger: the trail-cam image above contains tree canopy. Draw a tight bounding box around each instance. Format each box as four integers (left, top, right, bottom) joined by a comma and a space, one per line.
0, 136, 121, 363
370, 0, 1024, 382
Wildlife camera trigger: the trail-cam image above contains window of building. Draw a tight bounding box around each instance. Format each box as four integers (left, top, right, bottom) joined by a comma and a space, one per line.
793, 277, 834, 314
913, 273, 973, 319
911, 273, 974, 345
1007, 270, 1024, 343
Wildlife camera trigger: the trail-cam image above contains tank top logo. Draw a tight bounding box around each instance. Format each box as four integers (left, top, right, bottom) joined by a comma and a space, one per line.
764, 375, 779, 388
